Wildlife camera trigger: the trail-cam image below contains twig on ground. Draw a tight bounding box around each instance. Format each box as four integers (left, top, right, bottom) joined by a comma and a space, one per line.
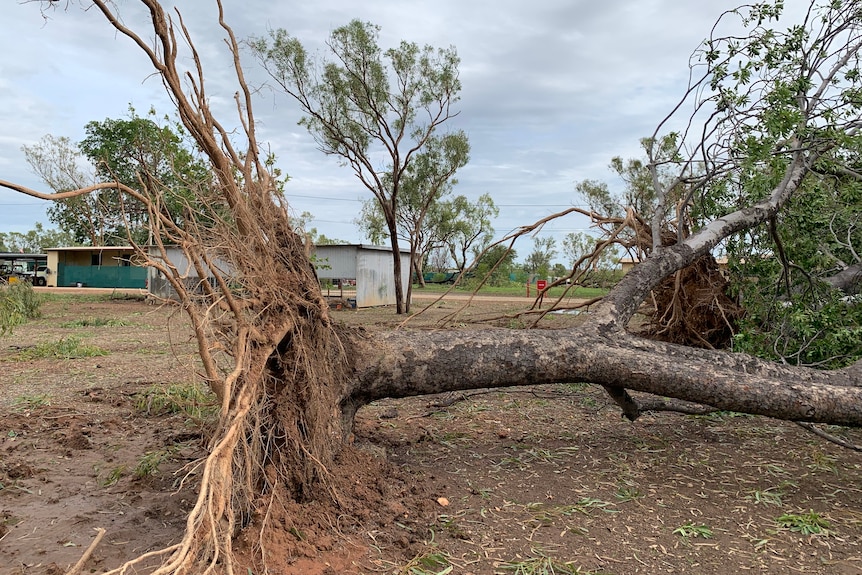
65, 527, 106, 575
796, 422, 862, 452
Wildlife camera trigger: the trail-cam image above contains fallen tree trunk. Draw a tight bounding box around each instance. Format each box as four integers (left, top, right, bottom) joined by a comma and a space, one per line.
342, 327, 862, 430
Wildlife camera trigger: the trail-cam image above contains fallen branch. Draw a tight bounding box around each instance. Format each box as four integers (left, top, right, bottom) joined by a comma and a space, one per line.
796, 422, 862, 452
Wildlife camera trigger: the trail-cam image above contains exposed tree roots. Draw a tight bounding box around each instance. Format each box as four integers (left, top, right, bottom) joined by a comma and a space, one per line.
639, 252, 743, 349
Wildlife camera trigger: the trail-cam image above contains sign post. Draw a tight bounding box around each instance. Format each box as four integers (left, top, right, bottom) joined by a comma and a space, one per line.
536, 280, 547, 308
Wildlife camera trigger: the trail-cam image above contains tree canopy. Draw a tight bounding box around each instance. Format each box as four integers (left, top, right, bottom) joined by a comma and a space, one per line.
250, 20, 466, 313
0, 222, 75, 253
23, 108, 212, 246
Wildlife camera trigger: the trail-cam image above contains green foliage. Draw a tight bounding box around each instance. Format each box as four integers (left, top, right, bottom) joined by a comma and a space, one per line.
101, 465, 126, 487
747, 481, 796, 506
24, 107, 212, 246
728, 176, 862, 368
0, 223, 76, 253
731, 279, 862, 368
694, 1, 862, 367
448, 193, 498, 271
776, 511, 831, 535
468, 244, 517, 287
251, 20, 465, 310
673, 522, 714, 539
576, 133, 683, 234
523, 237, 557, 279
355, 131, 472, 279
561, 232, 619, 270
134, 445, 182, 479
0, 281, 41, 336
14, 337, 108, 360
615, 485, 644, 502
12, 394, 51, 412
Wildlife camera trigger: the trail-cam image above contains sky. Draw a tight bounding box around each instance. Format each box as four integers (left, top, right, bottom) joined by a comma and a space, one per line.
0, 1, 788, 262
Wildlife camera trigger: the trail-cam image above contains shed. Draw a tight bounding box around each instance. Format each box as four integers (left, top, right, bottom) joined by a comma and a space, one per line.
145, 245, 229, 300
147, 244, 410, 308
313, 244, 411, 308
44, 246, 147, 288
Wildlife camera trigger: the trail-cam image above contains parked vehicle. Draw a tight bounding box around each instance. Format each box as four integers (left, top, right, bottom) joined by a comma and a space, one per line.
23, 265, 50, 286
0, 264, 27, 285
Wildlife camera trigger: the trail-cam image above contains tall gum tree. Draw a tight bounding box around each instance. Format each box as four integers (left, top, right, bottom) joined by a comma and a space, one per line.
2, 1, 862, 573
354, 131, 470, 310
249, 20, 467, 314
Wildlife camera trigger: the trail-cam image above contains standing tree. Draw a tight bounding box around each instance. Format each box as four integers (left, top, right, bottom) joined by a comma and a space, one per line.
22, 134, 106, 245
357, 191, 497, 286
78, 110, 213, 244
23, 109, 212, 245
354, 131, 469, 309
4, 1, 862, 573
446, 193, 499, 273
470, 243, 518, 286
250, 20, 465, 314
523, 236, 557, 280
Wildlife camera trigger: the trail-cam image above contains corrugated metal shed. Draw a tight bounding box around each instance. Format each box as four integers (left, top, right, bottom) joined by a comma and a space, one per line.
146, 246, 230, 300
147, 244, 410, 308
313, 244, 410, 308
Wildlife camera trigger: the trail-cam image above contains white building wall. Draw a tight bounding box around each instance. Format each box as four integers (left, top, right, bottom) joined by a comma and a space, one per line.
314, 244, 410, 308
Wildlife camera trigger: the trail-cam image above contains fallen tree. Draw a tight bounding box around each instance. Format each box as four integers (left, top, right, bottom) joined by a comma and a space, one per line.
3, 0, 862, 573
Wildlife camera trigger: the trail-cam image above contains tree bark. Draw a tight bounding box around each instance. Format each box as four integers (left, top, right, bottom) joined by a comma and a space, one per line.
340, 326, 862, 430
387, 216, 406, 314
823, 261, 862, 294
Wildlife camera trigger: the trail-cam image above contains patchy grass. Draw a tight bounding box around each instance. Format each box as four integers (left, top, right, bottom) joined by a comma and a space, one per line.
134, 445, 184, 479
12, 394, 51, 412
0, 281, 41, 335
398, 550, 452, 574
134, 382, 218, 421
60, 317, 131, 328
11, 336, 108, 360
39, 291, 147, 304
776, 511, 831, 535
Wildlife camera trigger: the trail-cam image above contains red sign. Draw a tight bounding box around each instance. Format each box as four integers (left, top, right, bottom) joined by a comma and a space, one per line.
536, 280, 547, 291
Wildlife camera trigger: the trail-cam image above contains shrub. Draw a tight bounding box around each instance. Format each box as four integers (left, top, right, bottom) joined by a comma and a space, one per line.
0, 282, 41, 336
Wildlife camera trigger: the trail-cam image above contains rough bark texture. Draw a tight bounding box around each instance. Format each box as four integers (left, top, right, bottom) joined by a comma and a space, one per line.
343, 327, 862, 428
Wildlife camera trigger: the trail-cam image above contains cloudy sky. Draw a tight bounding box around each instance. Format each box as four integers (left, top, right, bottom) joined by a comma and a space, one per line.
0, 1, 787, 260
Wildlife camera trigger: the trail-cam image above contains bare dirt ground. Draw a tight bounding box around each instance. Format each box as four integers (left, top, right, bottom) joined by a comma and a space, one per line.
1, 292, 862, 575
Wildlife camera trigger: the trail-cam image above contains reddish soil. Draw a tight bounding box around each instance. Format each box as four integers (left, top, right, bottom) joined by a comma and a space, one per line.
1, 293, 861, 575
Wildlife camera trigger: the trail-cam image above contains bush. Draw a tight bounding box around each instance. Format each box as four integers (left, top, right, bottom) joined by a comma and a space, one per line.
0, 281, 41, 336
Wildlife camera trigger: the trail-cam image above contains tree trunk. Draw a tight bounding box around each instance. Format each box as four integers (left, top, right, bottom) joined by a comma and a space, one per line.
339, 326, 862, 432
413, 247, 426, 288
386, 216, 405, 314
